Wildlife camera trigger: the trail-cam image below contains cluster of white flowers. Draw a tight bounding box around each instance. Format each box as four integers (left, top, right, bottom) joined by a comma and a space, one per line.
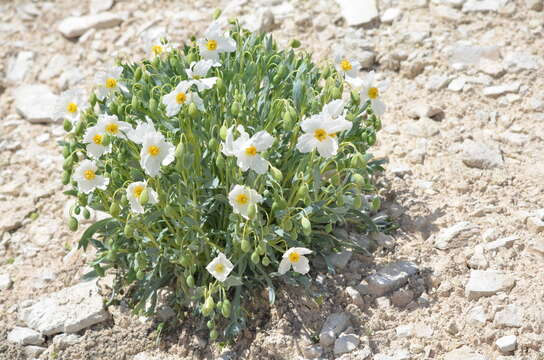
61, 20, 388, 285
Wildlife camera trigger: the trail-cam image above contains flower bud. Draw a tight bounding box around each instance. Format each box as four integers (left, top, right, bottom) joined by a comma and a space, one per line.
62, 171, 71, 185
282, 218, 292, 231
290, 39, 301, 48
186, 274, 195, 288
337, 193, 345, 206
219, 124, 228, 140
257, 244, 265, 255
301, 216, 311, 236
188, 103, 199, 119
110, 201, 120, 217
262, 256, 270, 266
209, 329, 218, 340
331, 87, 342, 99
152, 56, 160, 68
82, 208, 91, 219
68, 216, 78, 232
246, 203, 257, 219
62, 156, 73, 171
75, 119, 86, 136
241, 239, 251, 253
89, 93, 98, 107
353, 194, 362, 209
180, 254, 192, 267
136, 270, 145, 280
78, 194, 88, 206
62, 145, 71, 158
350, 153, 367, 169
149, 98, 158, 114
139, 188, 149, 205
124, 223, 134, 238
371, 197, 381, 211
175, 141, 184, 159
165, 205, 178, 219
251, 251, 260, 264
270, 166, 283, 182
202, 297, 215, 316
325, 223, 333, 233
216, 78, 225, 95
352, 173, 365, 186
131, 95, 139, 110
109, 102, 118, 115
295, 183, 309, 203
63, 119, 73, 132
74, 206, 81, 215
134, 67, 143, 82
221, 299, 231, 318
215, 154, 225, 170
101, 134, 112, 147
206, 320, 214, 329
213, 8, 222, 19
231, 101, 241, 116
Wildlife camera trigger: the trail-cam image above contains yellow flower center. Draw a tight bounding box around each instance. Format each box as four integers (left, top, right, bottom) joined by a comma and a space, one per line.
93, 134, 103, 145
133, 185, 145, 198
214, 263, 225, 273
236, 193, 249, 205
176, 92, 186, 104
105, 78, 117, 89
83, 170, 96, 180
314, 128, 328, 142
245, 145, 257, 156
148, 145, 160, 156
340, 59, 352, 71
152, 45, 163, 55
288, 252, 300, 263
368, 87, 379, 100
105, 123, 119, 134
206, 40, 217, 51
66, 102, 78, 113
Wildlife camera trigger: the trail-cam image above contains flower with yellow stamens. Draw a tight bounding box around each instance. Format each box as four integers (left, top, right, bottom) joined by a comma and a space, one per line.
54, 88, 86, 124
140, 131, 175, 177
221, 125, 274, 174
347, 71, 388, 116
206, 252, 234, 282
278, 247, 312, 275
126, 181, 158, 214
197, 20, 236, 61
94, 65, 127, 101
162, 80, 204, 117
228, 185, 263, 219
334, 54, 360, 78
73, 160, 109, 194
97, 114, 131, 138
83, 125, 111, 159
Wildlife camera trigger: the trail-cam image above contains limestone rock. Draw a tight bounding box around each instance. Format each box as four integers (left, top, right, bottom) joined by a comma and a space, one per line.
467, 306, 488, 325
7, 327, 44, 345
53, 333, 81, 350
448, 77, 466, 92
527, 217, 544, 233
494, 305, 522, 328
18, 280, 110, 336
496, 335, 517, 353
90, 0, 115, 13
407, 102, 444, 119
426, 74, 451, 90
463, 0, 509, 12
0, 273, 13, 290
325, 249, 352, 270
483, 82, 521, 98
302, 344, 323, 359
404, 118, 440, 138
24, 345, 46, 358
505, 52, 540, 71
336, 0, 378, 26
444, 346, 489, 360
366, 261, 419, 296
461, 140, 503, 169
58, 13, 124, 38
432, 221, 478, 250
465, 270, 515, 299
334, 333, 360, 355
319, 312, 351, 347
381, 8, 402, 24
13, 84, 58, 123
6, 51, 34, 82
526, 0, 543, 10
448, 42, 500, 66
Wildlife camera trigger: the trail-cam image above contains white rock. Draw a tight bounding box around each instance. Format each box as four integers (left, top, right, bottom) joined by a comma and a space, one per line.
448, 78, 466, 92
345, 286, 365, 307
529, 237, 544, 256
319, 312, 351, 347
90, 0, 114, 13
468, 244, 488, 269
407, 102, 444, 119
381, 8, 402, 23
433, 5, 463, 20
465, 270, 515, 299
527, 217, 544, 233
336, 0, 378, 26
18, 280, 110, 336
334, 333, 360, 355
485, 236, 517, 250
336, 348, 372, 360
58, 12, 124, 38
529, 96, 544, 111
432, 221, 478, 250
389, 163, 412, 178
478, 59, 505, 77
403, 118, 440, 138
483, 82, 521, 98
396, 324, 414, 338
415, 323, 434, 338
496, 335, 517, 353
444, 346, 489, 360
366, 261, 419, 296
0, 273, 13, 290
6, 51, 34, 82
504, 52, 540, 71
463, 0, 509, 12
526, 0, 543, 10
359, 51, 376, 69
448, 42, 500, 66
467, 305, 488, 325
499, 132, 529, 146
461, 140, 503, 169
53, 333, 81, 350
494, 305, 522, 328
24, 345, 46, 358
7, 327, 44, 345
426, 74, 450, 90
302, 344, 323, 359
13, 84, 58, 123
325, 249, 352, 270
431, 0, 467, 8
38, 54, 68, 81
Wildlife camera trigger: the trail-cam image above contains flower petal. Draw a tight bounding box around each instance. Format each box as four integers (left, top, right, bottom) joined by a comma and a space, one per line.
315, 137, 338, 158
292, 256, 310, 274
278, 257, 292, 275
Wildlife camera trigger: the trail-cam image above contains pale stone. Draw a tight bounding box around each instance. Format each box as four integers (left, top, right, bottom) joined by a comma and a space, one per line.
381, 8, 402, 23
345, 287, 365, 307
485, 236, 517, 250
431, 0, 466, 8
496, 335, 517, 353
527, 217, 544, 233
448, 42, 501, 66
504, 52, 540, 71
302, 344, 323, 359
433, 5, 463, 20
325, 249, 352, 270
526, 0, 543, 10
432, 221, 478, 250
465, 270, 515, 299
6, 51, 34, 82
426, 74, 450, 90
396, 324, 414, 338
0, 273, 13, 290
53, 333, 81, 350
58, 13, 124, 38
389, 163, 412, 178
7, 327, 44, 345
18, 280, 110, 336
90, 0, 114, 13
366, 261, 419, 296
462, 140, 503, 169
448, 78, 466, 92
494, 305, 522, 328
407, 102, 444, 119
528, 238, 544, 256
467, 306, 488, 325
359, 51, 376, 69
24, 345, 46, 358
404, 118, 440, 138
414, 323, 434, 338
336, 0, 378, 26
468, 244, 488, 269
334, 333, 359, 355
444, 346, 489, 360
13, 84, 58, 123
478, 59, 505, 77
38, 54, 68, 81
319, 312, 351, 347
483, 82, 521, 98
463, 0, 509, 12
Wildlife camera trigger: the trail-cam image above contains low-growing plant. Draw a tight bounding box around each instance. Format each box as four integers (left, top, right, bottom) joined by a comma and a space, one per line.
59, 14, 389, 339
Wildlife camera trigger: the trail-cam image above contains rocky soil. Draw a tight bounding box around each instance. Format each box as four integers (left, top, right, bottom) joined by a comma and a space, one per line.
1, 0, 544, 359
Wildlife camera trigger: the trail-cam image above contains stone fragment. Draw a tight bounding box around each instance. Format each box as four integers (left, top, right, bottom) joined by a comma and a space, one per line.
433, 5, 463, 20
529, 96, 544, 111
426, 74, 450, 90
0, 273, 13, 290
414, 323, 434, 338
465, 270, 515, 299
391, 289, 414, 307
53, 333, 81, 350
6, 51, 34, 82
496, 335, 517, 353
431, 0, 466, 7
366, 261, 419, 297
463, 0, 509, 12
483, 82, 521, 98
528, 238, 544, 256
504, 52, 540, 71
468, 245, 488, 269
396, 324, 414, 338
526, 0, 543, 10
389, 163, 412, 178
7, 327, 44, 345
345, 287, 365, 307
90, 0, 114, 13
18, 280, 110, 336
404, 118, 440, 138
467, 306, 488, 325
302, 344, 323, 359
462, 140, 503, 169
478, 59, 505, 77
448, 43, 500, 66
407, 102, 444, 119
381, 8, 402, 23
336, 0, 378, 26
336, 348, 372, 359
58, 13, 124, 38
334, 333, 360, 355
319, 312, 351, 347
494, 305, 522, 328
527, 217, 544, 233
432, 221, 478, 250
38, 54, 68, 81
24, 345, 46, 358
448, 78, 466, 92
444, 346, 489, 360
13, 84, 58, 123
326, 250, 352, 270
485, 236, 517, 250
359, 51, 375, 69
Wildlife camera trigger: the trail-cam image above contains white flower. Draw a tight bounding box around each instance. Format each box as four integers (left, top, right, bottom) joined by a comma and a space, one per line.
347, 71, 388, 116
83, 125, 110, 159
197, 21, 236, 61
96, 114, 131, 138
334, 54, 360, 78
126, 181, 158, 214
278, 247, 312, 275
186, 60, 220, 91
54, 88, 86, 123
162, 80, 204, 117
73, 160, 109, 194
228, 185, 264, 219
221, 125, 274, 174
140, 131, 175, 177
94, 65, 127, 101
206, 252, 234, 282
321, 99, 346, 119
146, 37, 175, 57
296, 113, 352, 158
128, 117, 157, 144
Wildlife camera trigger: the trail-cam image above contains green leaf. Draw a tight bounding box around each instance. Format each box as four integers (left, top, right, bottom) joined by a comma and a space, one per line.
79, 217, 117, 250
223, 276, 243, 287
